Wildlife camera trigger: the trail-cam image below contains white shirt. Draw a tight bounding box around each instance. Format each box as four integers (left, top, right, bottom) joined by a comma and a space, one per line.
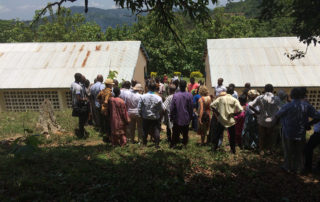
215, 85, 227, 97
246, 101, 259, 115
159, 83, 165, 94
126, 91, 142, 116
249, 92, 281, 127
70, 82, 84, 108
232, 91, 238, 99
120, 88, 132, 103
138, 92, 164, 120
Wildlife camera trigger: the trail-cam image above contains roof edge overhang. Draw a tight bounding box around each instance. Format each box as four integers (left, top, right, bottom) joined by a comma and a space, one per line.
140, 43, 149, 62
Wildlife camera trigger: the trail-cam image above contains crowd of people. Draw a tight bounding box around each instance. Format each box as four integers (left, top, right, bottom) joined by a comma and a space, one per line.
71, 73, 320, 174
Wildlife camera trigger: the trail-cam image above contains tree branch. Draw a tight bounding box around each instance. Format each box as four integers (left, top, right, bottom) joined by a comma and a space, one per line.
285, 44, 309, 60
30, 0, 78, 27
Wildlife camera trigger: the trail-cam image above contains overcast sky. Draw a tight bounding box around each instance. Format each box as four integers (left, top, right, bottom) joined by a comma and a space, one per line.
0, 0, 236, 20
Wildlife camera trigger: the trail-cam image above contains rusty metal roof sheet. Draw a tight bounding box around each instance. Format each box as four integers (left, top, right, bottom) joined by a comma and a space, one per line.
207, 37, 320, 87
0, 41, 145, 89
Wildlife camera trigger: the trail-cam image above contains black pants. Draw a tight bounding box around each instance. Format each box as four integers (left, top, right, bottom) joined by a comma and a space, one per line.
93, 106, 101, 127
99, 110, 106, 134
166, 126, 172, 144
171, 124, 189, 146
142, 119, 161, 146
208, 115, 218, 144
213, 121, 236, 153
78, 112, 88, 137
305, 132, 320, 170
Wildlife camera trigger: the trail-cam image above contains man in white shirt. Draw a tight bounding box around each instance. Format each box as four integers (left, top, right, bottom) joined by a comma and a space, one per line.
215, 78, 227, 97
71, 73, 88, 138
125, 83, 144, 143
249, 84, 281, 153
138, 81, 165, 148
120, 81, 132, 103
229, 83, 238, 99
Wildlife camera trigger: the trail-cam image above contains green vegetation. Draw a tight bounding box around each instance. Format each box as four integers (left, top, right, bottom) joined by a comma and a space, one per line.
224, 0, 262, 18
107, 70, 118, 80
0, 110, 319, 201
0, 0, 297, 77
190, 71, 204, 78
260, 0, 320, 46
70, 6, 139, 30
150, 72, 157, 78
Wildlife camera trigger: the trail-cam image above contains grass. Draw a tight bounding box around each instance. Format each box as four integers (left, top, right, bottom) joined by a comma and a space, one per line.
0, 110, 320, 201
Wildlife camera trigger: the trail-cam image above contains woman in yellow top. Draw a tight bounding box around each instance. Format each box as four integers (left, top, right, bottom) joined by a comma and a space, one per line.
198, 86, 212, 145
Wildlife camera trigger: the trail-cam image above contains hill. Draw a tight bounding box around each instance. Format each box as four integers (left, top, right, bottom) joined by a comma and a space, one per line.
69, 6, 139, 31
69, 1, 261, 31
224, 0, 262, 18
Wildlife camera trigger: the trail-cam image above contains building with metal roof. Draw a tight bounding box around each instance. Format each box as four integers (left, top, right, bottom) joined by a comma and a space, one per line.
205, 37, 320, 109
0, 41, 148, 112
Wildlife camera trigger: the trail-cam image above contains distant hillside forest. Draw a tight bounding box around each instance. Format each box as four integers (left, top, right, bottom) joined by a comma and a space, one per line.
69, 6, 141, 30
0, 0, 295, 76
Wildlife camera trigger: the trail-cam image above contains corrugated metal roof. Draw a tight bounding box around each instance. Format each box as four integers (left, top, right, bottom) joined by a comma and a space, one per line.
207, 37, 320, 87
0, 41, 145, 89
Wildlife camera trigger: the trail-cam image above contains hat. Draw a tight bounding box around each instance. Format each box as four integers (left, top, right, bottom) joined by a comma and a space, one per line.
248, 89, 260, 98
133, 83, 143, 91
104, 78, 114, 85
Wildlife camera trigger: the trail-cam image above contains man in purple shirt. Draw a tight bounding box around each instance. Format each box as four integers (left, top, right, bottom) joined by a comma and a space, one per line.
170, 80, 193, 147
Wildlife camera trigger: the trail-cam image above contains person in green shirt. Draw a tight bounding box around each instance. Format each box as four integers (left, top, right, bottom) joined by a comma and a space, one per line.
211, 87, 243, 154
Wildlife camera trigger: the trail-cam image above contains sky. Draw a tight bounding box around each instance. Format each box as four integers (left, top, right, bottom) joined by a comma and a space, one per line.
0, 0, 236, 20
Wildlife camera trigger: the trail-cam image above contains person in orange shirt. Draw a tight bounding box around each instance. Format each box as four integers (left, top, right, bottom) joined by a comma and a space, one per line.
187, 77, 199, 93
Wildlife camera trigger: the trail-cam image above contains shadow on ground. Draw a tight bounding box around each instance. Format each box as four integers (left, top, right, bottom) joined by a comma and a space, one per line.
0, 142, 319, 201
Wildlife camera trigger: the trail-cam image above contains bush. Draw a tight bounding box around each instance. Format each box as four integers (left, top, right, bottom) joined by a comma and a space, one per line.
190, 71, 203, 78
150, 72, 157, 78
173, 72, 181, 77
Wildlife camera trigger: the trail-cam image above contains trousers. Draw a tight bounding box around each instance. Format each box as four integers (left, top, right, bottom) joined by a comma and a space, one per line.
213, 121, 236, 153
78, 112, 87, 137
258, 125, 278, 151
171, 124, 189, 146
142, 119, 161, 146
92, 106, 101, 127
126, 114, 143, 142
305, 132, 320, 170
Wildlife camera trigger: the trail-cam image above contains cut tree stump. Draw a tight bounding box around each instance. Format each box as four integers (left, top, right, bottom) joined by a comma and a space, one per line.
36, 99, 63, 135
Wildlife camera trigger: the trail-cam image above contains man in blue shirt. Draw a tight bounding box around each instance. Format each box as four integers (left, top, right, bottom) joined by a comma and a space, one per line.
275, 88, 320, 173
90, 74, 105, 129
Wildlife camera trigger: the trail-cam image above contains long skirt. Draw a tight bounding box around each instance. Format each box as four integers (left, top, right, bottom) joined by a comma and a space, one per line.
242, 113, 259, 149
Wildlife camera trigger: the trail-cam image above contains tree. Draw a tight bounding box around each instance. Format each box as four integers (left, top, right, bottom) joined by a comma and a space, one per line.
33, 0, 219, 45
32, 7, 103, 42
0, 21, 34, 42
260, 0, 320, 46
